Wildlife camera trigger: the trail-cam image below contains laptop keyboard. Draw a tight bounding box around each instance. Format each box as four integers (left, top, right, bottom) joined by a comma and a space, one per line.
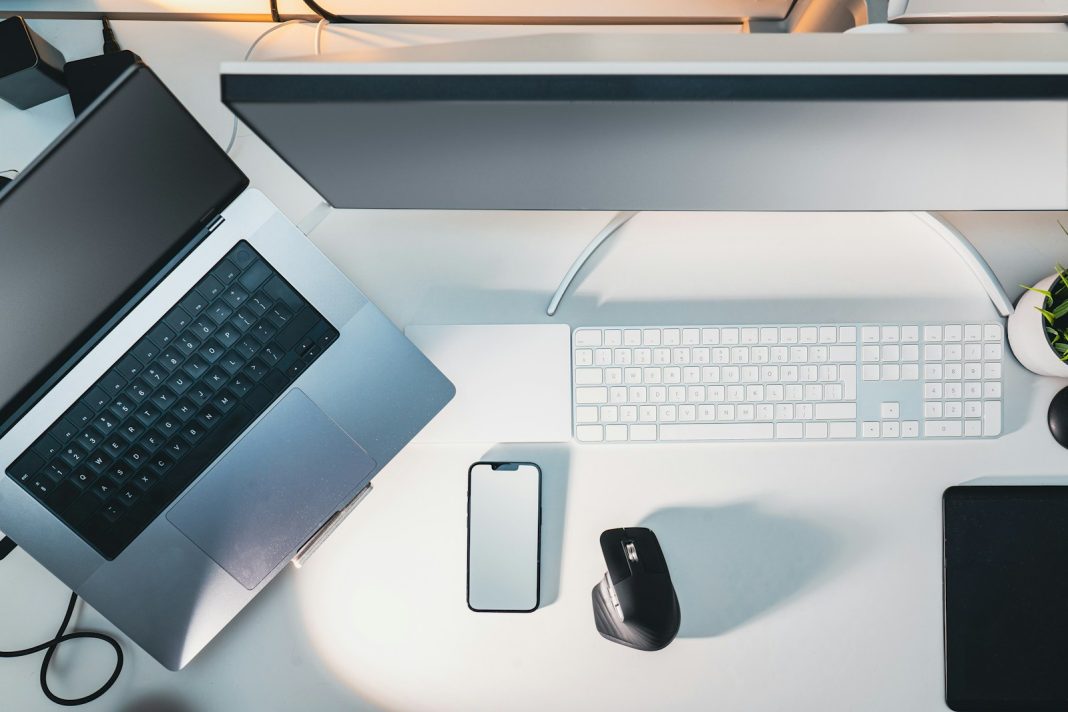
5, 241, 338, 560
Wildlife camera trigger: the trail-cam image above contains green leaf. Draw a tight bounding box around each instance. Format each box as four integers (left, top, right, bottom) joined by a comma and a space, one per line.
1038, 307, 1058, 324
1050, 327, 1063, 344
1052, 300, 1068, 320
1022, 284, 1055, 301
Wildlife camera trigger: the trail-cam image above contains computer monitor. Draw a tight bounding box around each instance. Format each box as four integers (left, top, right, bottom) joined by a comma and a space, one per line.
222, 32, 1068, 210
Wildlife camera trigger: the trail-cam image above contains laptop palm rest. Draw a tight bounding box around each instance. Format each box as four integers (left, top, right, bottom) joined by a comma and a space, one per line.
167, 389, 376, 590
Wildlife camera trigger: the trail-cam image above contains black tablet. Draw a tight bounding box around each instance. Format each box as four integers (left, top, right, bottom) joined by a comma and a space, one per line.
944, 486, 1068, 711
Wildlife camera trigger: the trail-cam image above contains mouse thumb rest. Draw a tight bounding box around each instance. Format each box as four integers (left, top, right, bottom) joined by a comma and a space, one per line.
592, 576, 681, 652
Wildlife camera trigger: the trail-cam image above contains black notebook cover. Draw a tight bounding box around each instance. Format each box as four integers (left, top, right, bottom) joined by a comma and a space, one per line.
944, 486, 1068, 711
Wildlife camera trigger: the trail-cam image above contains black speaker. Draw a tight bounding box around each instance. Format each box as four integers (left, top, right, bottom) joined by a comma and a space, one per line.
0, 16, 66, 109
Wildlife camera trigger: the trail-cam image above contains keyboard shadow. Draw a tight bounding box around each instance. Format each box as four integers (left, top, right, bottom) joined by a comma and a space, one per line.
479, 443, 570, 608
641, 503, 844, 638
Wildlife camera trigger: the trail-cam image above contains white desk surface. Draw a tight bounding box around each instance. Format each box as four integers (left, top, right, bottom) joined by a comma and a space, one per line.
4, 18, 1068, 712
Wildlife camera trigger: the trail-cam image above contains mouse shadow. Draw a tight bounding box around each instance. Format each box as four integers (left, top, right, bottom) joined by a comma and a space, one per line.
480, 443, 570, 608
641, 503, 843, 638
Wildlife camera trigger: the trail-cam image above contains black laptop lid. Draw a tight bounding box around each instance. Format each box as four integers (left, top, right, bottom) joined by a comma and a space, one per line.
0, 65, 248, 436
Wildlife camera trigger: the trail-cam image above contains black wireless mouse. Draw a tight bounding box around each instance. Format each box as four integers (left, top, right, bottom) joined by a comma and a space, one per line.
1049, 386, 1068, 449
591, 527, 680, 651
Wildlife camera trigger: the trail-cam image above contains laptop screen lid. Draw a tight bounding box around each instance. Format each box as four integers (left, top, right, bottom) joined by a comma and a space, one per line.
0, 66, 248, 438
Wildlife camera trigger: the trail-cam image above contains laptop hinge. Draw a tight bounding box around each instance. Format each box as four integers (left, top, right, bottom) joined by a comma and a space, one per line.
291, 482, 374, 569
205, 214, 225, 234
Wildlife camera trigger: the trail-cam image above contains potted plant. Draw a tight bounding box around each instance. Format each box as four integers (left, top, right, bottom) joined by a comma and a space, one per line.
1009, 225, 1068, 377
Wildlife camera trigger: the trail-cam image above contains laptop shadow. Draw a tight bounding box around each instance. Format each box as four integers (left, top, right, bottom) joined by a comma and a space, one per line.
641, 502, 843, 638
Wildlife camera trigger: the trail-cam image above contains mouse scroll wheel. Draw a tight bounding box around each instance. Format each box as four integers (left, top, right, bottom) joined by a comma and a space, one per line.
624, 541, 639, 562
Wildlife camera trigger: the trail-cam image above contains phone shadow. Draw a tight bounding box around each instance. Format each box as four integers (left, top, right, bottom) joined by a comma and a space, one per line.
480, 444, 571, 609
641, 502, 845, 638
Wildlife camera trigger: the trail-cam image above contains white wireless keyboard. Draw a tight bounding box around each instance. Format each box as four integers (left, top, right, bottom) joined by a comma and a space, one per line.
571, 323, 1004, 443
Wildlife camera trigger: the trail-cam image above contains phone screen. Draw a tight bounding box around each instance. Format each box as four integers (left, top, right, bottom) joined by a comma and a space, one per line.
467, 462, 541, 612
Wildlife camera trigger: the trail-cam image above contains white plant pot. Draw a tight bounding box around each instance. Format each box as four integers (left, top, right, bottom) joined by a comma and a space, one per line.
1008, 274, 1068, 377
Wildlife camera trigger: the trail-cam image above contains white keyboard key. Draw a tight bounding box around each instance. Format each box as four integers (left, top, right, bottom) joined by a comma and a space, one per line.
610, 386, 627, 403
944, 345, 962, 361
708, 386, 725, 402
605, 368, 623, 385
630, 386, 647, 403
741, 328, 759, 344
881, 326, 899, 343
653, 348, 670, 365
964, 420, 982, 437
692, 348, 710, 365
661, 423, 774, 441
575, 349, 593, 366
924, 383, 943, 399
983, 343, 1003, 360
862, 346, 880, 362
882, 421, 900, 438
679, 404, 696, 421
901, 364, 919, 381
805, 422, 829, 439
861, 326, 880, 343
841, 366, 857, 399
664, 367, 682, 384
824, 384, 843, 400
760, 327, 778, 344
814, 403, 857, 420
880, 402, 900, 419
682, 328, 700, 345
601, 405, 619, 422
722, 367, 740, 383
659, 405, 677, 422
964, 324, 982, 342
924, 364, 943, 380
902, 421, 919, 438
575, 368, 603, 385
881, 345, 900, 362
964, 401, 982, 418
924, 402, 943, 418
649, 386, 667, 402
664, 328, 680, 346
901, 326, 919, 342
945, 363, 962, 380
577, 425, 604, 441
964, 343, 982, 361
839, 326, 857, 343
983, 324, 1003, 342
795, 404, 813, 420
881, 365, 900, 381
614, 349, 632, 366
574, 330, 602, 347
751, 347, 769, 364
963, 363, 981, 380
639, 405, 657, 422
620, 406, 638, 423
818, 365, 837, 382
718, 405, 736, 421
643, 329, 661, 346
756, 404, 774, 421
595, 348, 612, 366
630, 424, 657, 441
944, 383, 961, 399
829, 345, 857, 362
624, 329, 642, 346
644, 368, 662, 384
924, 325, 942, 342
984, 382, 1002, 399
747, 385, 765, 401
635, 349, 651, 365
576, 406, 599, 423
791, 346, 809, 362
784, 384, 803, 401
925, 420, 962, 437
625, 368, 642, 384
800, 327, 818, 344
862, 421, 880, 438
830, 422, 858, 438
721, 328, 739, 345
944, 325, 962, 342
944, 401, 962, 418
902, 344, 919, 361
669, 386, 686, 403
702, 367, 720, 382
604, 329, 622, 346
687, 385, 704, 401
738, 404, 755, 421
775, 404, 794, 420
732, 347, 750, 364
819, 327, 837, 343
701, 328, 720, 345
698, 405, 717, 421
576, 387, 608, 404
862, 365, 880, 381
983, 401, 1002, 436
605, 424, 628, 441
766, 384, 784, 401
776, 423, 804, 439
726, 385, 745, 402
804, 384, 823, 401
984, 362, 1001, 379
924, 344, 943, 361
781, 328, 798, 344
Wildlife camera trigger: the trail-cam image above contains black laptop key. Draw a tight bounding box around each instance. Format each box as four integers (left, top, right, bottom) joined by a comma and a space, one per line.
238, 260, 272, 292
5, 241, 336, 560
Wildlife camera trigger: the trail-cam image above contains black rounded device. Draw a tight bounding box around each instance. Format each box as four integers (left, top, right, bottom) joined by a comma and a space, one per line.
591, 527, 680, 651
1048, 386, 1068, 449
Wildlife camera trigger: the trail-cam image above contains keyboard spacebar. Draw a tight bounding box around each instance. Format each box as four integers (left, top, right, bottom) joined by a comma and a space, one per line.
659, 423, 775, 441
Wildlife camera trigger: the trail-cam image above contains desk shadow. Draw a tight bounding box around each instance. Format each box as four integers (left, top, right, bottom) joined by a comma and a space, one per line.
118, 693, 194, 712
641, 503, 842, 638
480, 444, 571, 608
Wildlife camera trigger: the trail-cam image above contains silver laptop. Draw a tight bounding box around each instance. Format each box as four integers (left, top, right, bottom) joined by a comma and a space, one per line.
0, 65, 454, 670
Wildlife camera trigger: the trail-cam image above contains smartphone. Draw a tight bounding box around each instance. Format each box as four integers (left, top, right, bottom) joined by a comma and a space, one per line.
467, 462, 541, 612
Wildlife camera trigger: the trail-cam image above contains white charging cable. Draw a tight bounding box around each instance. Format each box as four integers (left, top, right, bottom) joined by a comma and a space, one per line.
546, 211, 639, 316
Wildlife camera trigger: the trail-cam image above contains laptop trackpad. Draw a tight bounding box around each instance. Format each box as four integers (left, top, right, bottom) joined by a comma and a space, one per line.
167, 389, 376, 590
